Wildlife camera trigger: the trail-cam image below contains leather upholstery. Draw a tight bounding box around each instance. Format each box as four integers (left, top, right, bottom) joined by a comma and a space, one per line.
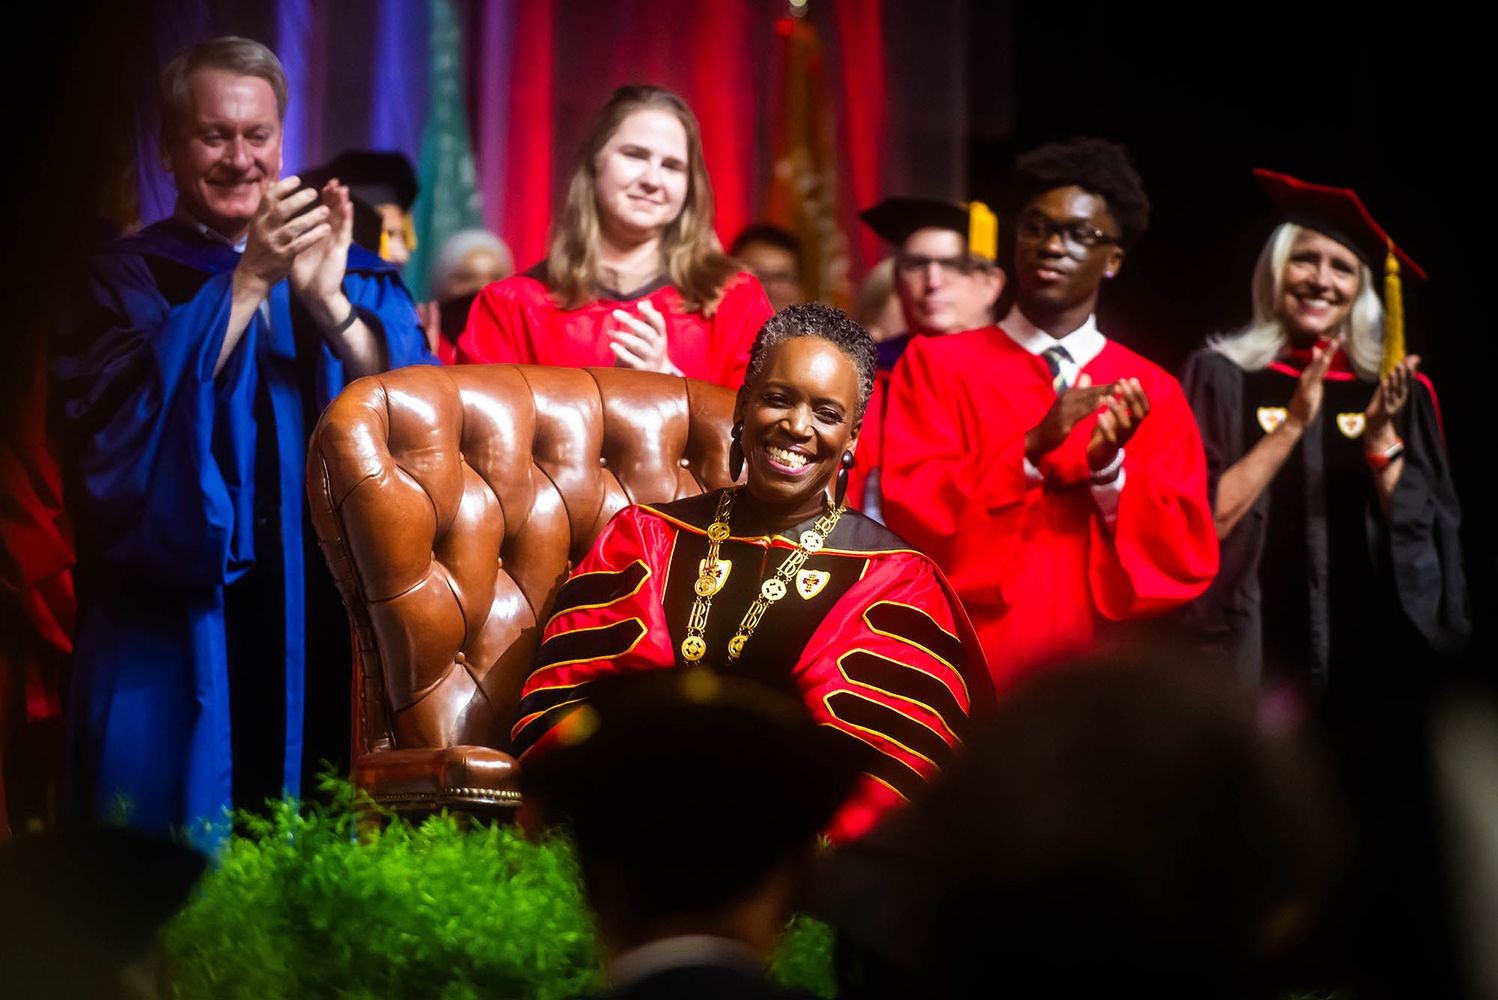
307, 364, 737, 810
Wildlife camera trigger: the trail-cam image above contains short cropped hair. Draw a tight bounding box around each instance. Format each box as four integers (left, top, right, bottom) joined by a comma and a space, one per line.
743, 303, 877, 423
1012, 137, 1151, 246
160, 37, 288, 146
730, 223, 802, 259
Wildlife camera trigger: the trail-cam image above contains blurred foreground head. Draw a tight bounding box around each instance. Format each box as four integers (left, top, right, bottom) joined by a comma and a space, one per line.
0, 826, 206, 998
520, 670, 860, 951
921, 657, 1344, 999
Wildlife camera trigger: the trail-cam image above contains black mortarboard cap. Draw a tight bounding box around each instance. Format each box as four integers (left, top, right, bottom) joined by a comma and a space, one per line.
314, 149, 420, 210
860, 197, 998, 261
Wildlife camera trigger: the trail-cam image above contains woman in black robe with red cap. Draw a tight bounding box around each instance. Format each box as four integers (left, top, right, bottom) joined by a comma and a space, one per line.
1180, 170, 1469, 699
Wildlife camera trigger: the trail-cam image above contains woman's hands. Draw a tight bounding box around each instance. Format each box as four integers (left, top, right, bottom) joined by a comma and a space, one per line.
609, 300, 681, 374
1286, 336, 1341, 430
1365, 354, 1419, 448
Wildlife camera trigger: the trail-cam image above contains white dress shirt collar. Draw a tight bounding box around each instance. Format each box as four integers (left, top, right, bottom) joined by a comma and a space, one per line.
173, 203, 249, 253
999, 305, 1106, 369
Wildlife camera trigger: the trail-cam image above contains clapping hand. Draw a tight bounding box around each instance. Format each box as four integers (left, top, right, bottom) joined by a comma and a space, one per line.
1086, 378, 1150, 473
1025, 375, 1118, 463
237, 176, 331, 293
1286, 336, 1342, 430
1365, 354, 1419, 447
609, 300, 680, 374
289, 179, 355, 326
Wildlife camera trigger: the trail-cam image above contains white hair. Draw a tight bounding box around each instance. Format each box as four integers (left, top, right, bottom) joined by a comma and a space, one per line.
429, 228, 514, 299
1209, 222, 1384, 380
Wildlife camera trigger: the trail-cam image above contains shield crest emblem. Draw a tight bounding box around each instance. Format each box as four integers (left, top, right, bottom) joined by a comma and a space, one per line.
1257, 406, 1288, 434
795, 569, 830, 600
697, 558, 731, 595
1336, 412, 1366, 438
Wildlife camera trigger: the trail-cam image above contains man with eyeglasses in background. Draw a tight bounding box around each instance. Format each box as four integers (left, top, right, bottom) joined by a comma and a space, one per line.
881, 138, 1218, 690
841, 198, 1005, 518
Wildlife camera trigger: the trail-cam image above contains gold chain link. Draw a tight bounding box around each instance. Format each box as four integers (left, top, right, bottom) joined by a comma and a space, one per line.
678, 488, 845, 665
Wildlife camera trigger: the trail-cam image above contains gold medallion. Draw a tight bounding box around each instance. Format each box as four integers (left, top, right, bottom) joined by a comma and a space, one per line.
761, 578, 788, 601
799, 529, 824, 552
1336, 412, 1366, 438
695, 558, 730, 596
1257, 406, 1288, 434
706, 522, 730, 542
727, 634, 747, 657
795, 569, 831, 600
681, 635, 707, 661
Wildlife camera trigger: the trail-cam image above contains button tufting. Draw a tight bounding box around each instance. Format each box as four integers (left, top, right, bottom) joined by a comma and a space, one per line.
454, 651, 466, 664
678, 458, 690, 468
496, 556, 503, 569
598, 456, 608, 467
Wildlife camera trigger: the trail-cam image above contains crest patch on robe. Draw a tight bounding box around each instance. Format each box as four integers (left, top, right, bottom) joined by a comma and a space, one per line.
796, 569, 831, 600
697, 558, 731, 595
1336, 412, 1366, 438
1257, 406, 1288, 434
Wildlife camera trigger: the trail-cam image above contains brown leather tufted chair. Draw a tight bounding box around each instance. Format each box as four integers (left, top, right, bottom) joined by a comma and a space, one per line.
306, 365, 737, 813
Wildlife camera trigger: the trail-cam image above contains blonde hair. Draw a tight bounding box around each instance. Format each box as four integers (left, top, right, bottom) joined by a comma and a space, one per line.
546, 85, 738, 313
1210, 222, 1384, 380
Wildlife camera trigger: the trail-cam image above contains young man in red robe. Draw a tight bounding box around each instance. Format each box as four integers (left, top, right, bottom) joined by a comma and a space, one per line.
881, 138, 1218, 689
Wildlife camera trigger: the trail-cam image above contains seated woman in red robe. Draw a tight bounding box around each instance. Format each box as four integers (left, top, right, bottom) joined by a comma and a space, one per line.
510, 305, 991, 842
456, 85, 772, 388
1179, 170, 1469, 695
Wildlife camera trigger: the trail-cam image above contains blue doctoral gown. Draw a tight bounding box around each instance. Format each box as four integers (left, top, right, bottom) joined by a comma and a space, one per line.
52, 218, 434, 838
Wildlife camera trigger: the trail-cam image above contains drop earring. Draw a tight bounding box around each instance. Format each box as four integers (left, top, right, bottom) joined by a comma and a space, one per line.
729, 423, 744, 481
833, 450, 856, 509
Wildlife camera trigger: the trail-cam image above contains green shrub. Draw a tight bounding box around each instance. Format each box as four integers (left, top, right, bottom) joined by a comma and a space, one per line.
164, 782, 835, 998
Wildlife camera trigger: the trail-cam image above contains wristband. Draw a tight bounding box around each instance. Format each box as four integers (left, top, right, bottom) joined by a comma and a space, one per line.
332, 303, 359, 335
1366, 437, 1404, 472
1089, 446, 1125, 484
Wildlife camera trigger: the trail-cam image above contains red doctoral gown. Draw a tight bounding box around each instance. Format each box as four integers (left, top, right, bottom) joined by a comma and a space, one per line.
511, 493, 992, 842
455, 271, 772, 389
881, 325, 1218, 689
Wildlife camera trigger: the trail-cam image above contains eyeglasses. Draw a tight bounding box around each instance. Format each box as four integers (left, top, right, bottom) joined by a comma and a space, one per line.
894, 253, 992, 279
1015, 212, 1120, 258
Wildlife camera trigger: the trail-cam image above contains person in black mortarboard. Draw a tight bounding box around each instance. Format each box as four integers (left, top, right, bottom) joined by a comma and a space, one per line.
304, 149, 420, 266
858, 197, 1004, 373
519, 670, 860, 1000
840, 197, 1004, 518
1179, 169, 1470, 698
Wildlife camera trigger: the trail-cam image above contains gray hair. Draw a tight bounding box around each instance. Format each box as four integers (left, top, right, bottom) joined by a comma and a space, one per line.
1209, 222, 1384, 380
160, 37, 288, 146
430, 228, 514, 298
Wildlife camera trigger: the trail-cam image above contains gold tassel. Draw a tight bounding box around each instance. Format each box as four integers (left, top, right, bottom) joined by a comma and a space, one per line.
967, 200, 997, 261
379, 229, 391, 261
1381, 238, 1405, 377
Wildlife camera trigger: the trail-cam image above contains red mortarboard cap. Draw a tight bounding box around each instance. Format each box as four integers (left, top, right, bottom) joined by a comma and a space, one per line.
1253, 168, 1425, 280
860, 197, 998, 261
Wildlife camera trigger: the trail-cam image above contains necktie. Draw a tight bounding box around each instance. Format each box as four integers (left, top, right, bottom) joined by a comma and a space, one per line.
1042, 344, 1073, 394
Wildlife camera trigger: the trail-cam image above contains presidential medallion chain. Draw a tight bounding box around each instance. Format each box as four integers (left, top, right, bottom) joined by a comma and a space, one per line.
679, 488, 845, 665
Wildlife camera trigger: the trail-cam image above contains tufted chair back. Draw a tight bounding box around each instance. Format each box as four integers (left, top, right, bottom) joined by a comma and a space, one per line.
307, 364, 737, 812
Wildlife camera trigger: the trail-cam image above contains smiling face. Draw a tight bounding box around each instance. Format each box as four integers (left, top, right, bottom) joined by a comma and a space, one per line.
593, 108, 690, 244
1277, 227, 1361, 344
1012, 185, 1123, 321
736, 336, 861, 526
894, 227, 1004, 336
165, 69, 282, 241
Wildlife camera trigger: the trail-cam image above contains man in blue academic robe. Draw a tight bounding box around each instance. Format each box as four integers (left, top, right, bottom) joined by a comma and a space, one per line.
50, 37, 434, 837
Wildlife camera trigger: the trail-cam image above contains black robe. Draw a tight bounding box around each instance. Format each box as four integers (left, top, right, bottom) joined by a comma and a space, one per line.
1178, 348, 1468, 695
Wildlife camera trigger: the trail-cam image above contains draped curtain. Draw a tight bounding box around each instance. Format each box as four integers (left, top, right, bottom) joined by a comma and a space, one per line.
132, 0, 974, 289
